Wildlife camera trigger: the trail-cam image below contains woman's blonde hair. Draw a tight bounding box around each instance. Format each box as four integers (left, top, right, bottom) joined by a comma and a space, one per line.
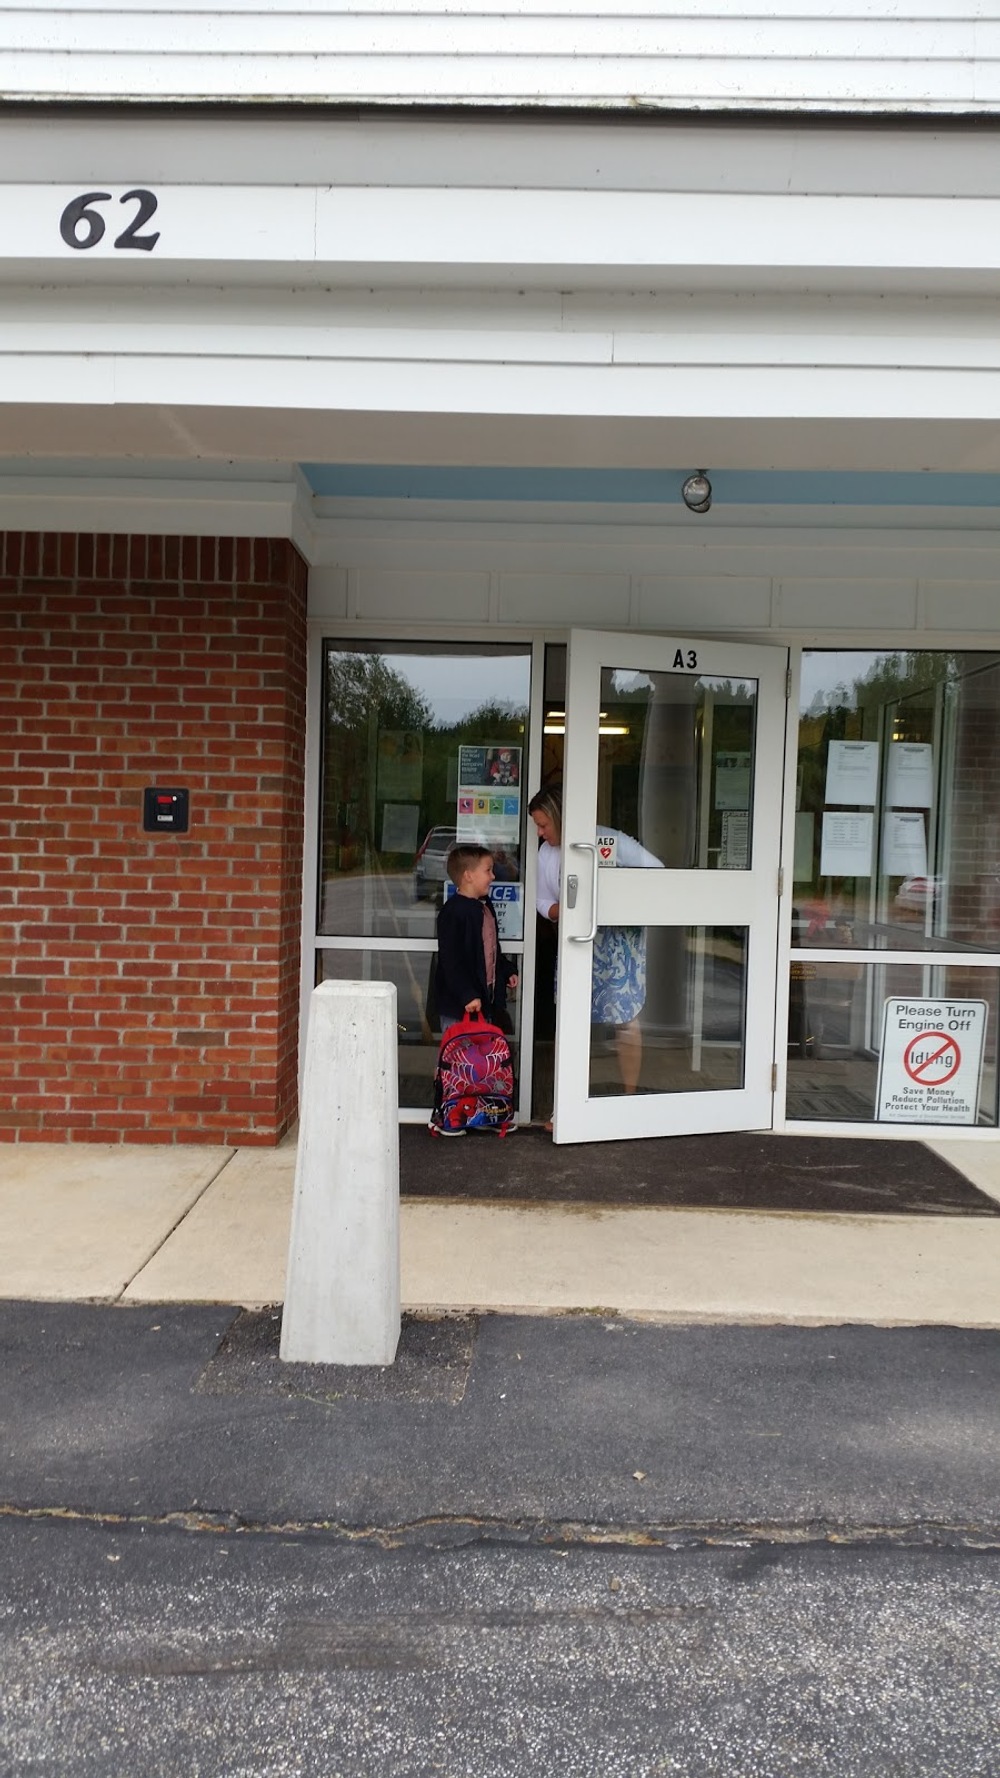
527, 783, 563, 842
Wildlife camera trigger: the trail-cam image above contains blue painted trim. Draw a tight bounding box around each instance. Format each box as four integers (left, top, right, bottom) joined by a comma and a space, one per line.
302, 464, 1000, 508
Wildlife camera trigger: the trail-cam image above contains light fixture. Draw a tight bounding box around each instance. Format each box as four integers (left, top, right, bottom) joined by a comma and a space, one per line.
681, 471, 712, 514
543, 722, 630, 736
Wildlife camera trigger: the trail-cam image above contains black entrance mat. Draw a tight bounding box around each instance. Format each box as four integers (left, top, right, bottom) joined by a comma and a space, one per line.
400, 1126, 1000, 1217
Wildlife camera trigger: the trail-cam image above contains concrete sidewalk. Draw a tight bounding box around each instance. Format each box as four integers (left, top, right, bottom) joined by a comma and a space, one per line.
4, 1134, 1000, 1324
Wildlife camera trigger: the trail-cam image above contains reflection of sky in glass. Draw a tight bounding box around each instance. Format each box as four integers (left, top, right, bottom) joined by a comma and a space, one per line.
800, 651, 902, 715
609, 670, 654, 695
381, 653, 529, 726
608, 669, 755, 698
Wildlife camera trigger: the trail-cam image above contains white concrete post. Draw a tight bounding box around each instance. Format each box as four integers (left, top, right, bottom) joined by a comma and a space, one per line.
280, 980, 400, 1366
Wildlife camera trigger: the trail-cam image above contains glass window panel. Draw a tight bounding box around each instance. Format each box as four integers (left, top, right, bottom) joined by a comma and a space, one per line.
596, 667, 757, 870
319, 642, 531, 940
795, 649, 1000, 952
587, 925, 747, 1099
542, 649, 758, 871
317, 948, 522, 1112
786, 961, 1000, 1125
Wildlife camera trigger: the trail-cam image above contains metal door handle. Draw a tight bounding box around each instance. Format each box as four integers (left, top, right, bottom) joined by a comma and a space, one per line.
569, 841, 598, 943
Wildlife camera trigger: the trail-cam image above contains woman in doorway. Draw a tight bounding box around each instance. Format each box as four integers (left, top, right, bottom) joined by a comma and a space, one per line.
528, 784, 662, 1099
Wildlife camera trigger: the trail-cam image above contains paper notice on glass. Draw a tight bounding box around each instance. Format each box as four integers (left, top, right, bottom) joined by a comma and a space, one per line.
376, 729, 423, 801
715, 751, 751, 812
886, 742, 934, 809
720, 810, 749, 869
882, 810, 928, 877
380, 802, 420, 854
456, 744, 521, 847
825, 740, 880, 806
820, 811, 874, 877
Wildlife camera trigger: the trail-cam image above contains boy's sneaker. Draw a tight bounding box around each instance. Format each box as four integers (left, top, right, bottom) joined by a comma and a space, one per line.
427, 1120, 465, 1137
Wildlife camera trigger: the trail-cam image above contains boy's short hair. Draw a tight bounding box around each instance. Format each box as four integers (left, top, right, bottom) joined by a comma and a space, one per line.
446, 843, 492, 885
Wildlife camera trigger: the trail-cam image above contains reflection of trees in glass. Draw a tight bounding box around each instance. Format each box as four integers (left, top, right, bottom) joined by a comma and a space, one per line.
702, 678, 755, 704
322, 651, 529, 878
322, 654, 433, 877
857, 651, 959, 715
326, 652, 433, 734
419, 699, 528, 845
804, 652, 964, 726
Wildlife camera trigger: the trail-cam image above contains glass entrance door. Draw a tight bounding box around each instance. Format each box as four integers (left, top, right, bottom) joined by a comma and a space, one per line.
550, 630, 787, 1143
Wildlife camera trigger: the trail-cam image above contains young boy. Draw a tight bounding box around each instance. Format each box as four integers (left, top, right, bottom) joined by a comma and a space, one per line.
435, 844, 519, 1031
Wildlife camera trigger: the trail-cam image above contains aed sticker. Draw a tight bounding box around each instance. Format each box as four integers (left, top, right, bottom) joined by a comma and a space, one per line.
596, 833, 618, 867
876, 998, 988, 1125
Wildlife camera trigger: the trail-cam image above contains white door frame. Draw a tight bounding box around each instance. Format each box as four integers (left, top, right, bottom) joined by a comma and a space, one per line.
552, 628, 789, 1144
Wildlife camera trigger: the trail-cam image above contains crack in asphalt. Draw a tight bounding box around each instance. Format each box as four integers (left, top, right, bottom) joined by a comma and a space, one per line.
3, 1501, 1000, 1552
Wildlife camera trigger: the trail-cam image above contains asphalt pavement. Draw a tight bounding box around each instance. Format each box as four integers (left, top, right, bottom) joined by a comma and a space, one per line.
4, 1302, 1000, 1774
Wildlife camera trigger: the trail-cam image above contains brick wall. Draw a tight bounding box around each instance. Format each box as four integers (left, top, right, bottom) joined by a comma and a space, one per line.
946, 694, 1000, 948
1, 531, 308, 1143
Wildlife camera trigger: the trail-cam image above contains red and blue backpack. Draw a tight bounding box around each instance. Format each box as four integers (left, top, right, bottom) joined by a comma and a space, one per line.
429, 1011, 515, 1136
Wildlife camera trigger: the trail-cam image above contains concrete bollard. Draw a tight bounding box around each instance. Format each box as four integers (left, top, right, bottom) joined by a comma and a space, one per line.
280, 979, 401, 1366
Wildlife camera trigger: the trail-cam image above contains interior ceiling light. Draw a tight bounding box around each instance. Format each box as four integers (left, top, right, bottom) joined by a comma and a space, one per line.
543, 722, 630, 736
681, 472, 713, 514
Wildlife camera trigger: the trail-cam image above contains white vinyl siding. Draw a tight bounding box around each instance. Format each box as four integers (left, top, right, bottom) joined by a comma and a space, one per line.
1, 2, 999, 113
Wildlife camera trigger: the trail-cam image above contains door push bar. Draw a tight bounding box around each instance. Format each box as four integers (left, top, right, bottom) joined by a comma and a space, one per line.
568, 840, 599, 943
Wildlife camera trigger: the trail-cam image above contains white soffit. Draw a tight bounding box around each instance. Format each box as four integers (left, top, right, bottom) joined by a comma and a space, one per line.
1, 117, 1000, 198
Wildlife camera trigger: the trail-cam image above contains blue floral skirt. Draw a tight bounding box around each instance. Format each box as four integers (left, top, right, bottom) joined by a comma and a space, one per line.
591, 926, 647, 1025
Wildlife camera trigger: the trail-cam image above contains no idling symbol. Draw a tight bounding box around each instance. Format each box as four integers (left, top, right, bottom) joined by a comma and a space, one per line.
903, 1031, 961, 1087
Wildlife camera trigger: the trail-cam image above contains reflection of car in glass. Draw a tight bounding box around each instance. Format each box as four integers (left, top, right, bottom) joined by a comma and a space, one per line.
413, 826, 457, 900
414, 827, 521, 900
894, 876, 944, 913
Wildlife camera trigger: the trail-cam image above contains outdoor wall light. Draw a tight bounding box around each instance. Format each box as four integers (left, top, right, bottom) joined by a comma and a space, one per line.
681, 472, 712, 514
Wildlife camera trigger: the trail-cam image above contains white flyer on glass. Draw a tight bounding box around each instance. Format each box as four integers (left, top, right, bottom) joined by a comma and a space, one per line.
824, 740, 880, 806
882, 810, 928, 877
886, 742, 934, 809
876, 997, 987, 1125
380, 802, 420, 854
820, 811, 874, 877
720, 810, 750, 869
455, 744, 522, 851
715, 751, 751, 812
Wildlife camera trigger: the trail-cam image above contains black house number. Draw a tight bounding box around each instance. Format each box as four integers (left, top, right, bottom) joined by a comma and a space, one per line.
59, 190, 160, 253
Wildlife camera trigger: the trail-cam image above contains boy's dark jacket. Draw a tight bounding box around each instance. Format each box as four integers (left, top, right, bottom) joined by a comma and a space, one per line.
435, 892, 516, 1023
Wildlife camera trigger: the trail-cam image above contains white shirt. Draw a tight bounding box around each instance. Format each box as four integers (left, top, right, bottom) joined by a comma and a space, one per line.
535, 827, 661, 920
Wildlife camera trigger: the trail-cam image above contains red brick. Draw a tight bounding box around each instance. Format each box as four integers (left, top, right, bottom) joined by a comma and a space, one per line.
1, 530, 306, 1146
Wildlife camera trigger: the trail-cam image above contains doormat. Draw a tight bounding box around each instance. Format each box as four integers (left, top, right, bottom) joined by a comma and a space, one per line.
400, 1127, 1000, 1217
